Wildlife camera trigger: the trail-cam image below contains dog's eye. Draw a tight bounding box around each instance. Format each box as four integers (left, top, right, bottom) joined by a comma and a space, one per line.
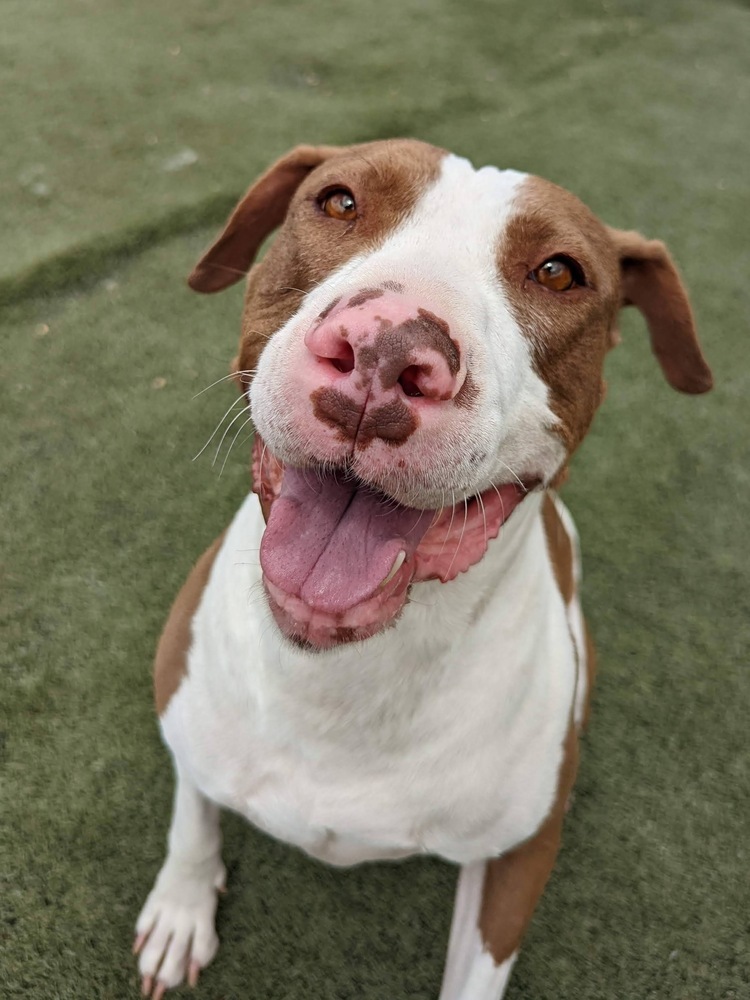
320, 188, 357, 221
530, 256, 585, 292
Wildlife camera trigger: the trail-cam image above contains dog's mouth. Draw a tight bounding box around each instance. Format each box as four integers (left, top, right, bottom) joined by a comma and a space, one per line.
252, 436, 534, 650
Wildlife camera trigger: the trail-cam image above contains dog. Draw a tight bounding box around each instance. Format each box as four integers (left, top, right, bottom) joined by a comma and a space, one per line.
133, 139, 712, 999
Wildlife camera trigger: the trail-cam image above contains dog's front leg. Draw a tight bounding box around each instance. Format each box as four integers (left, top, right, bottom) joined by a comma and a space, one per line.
440, 729, 577, 1000
438, 826, 562, 1000
134, 765, 225, 998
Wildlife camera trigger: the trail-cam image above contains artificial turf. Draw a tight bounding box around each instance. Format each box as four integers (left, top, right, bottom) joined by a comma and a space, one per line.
1, 1, 749, 997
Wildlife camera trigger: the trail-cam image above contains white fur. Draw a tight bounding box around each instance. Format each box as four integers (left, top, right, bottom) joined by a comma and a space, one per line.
135, 766, 225, 986
439, 861, 517, 1000
162, 488, 575, 868
439, 861, 487, 999
457, 951, 517, 1000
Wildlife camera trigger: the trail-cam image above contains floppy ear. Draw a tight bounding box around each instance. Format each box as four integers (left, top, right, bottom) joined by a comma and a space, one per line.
188, 144, 346, 294
608, 228, 713, 394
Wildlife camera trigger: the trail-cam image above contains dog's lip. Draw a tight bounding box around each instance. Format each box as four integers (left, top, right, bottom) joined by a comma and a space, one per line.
251, 436, 537, 649
252, 443, 537, 520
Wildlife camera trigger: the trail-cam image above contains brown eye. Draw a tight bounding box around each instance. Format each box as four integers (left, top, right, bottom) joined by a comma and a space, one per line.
530, 256, 584, 292
320, 188, 357, 221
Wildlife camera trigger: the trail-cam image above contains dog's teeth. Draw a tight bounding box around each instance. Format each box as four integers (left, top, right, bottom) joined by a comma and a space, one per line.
380, 550, 406, 589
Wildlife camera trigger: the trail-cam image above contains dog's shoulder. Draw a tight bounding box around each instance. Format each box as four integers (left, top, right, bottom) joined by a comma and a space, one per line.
154, 533, 226, 717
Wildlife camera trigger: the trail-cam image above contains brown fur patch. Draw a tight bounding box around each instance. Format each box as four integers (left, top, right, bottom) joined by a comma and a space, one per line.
317, 296, 341, 320
310, 387, 363, 440
189, 145, 348, 294
310, 388, 418, 446
478, 719, 579, 964
498, 177, 619, 457
414, 309, 459, 373
540, 493, 575, 604
359, 400, 418, 446
581, 619, 597, 733
540, 492, 596, 728
154, 534, 225, 716
347, 288, 385, 308
499, 177, 711, 463
214, 140, 444, 385
365, 309, 459, 391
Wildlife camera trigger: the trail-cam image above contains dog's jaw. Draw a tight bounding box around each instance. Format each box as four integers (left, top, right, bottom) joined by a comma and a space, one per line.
251, 435, 533, 650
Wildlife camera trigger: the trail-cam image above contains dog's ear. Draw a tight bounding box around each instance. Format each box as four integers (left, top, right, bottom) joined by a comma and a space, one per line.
608, 227, 713, 394
188, 145, 346, 294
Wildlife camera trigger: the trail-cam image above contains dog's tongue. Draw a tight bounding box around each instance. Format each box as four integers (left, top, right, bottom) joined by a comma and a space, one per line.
260, 467, 433, 614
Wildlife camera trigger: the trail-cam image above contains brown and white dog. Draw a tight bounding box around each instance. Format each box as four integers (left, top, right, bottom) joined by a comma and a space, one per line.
133, 140, 712, 999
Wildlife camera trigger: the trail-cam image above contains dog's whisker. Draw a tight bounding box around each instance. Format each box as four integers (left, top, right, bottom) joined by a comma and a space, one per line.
427, 491, 446, 533
477, 492, 488, 551
445, 498, 469, 580
212, 404, 251, 467
193, 394, 247, 461
496, 459, 525, 490
220, 416, 254, 476
439, 490, 457, 557
257, 438, 268, 479
193, 370, 256, 399
245, 327, 275, 342
490, 482, 507, 531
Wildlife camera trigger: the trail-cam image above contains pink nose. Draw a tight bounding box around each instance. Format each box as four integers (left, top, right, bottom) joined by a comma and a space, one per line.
304, 290, 463, 401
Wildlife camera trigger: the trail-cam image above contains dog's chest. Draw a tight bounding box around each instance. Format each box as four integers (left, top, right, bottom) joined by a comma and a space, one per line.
167, 681, 570, 867
162, 494, 576, 867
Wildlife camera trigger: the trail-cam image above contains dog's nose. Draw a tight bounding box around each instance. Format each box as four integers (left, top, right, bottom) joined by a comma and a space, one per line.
304, 291, 464, 401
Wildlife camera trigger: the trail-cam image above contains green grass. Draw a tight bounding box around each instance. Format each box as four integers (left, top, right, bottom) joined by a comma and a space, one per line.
2, 1, 749, 997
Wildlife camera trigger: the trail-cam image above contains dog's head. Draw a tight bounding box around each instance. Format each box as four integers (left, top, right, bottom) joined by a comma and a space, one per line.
190, 139, 712, 650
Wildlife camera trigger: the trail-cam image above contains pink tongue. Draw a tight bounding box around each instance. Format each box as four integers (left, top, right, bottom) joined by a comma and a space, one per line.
260, 467, 433, 614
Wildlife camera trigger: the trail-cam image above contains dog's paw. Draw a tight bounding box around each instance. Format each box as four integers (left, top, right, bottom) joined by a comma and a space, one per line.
133, 855, 226, 997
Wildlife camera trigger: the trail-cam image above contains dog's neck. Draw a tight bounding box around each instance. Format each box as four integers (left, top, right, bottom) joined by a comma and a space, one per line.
251, 490, 550, 751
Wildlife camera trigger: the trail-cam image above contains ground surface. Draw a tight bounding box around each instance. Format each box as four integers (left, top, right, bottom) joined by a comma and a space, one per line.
1, 1, 749, 998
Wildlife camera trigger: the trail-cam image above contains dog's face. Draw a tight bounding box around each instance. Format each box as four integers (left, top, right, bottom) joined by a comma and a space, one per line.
190, 140, 711, 650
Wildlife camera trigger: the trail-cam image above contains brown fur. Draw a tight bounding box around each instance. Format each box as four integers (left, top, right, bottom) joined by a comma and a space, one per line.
479, 720, 579, 964
310, 386, 365, 440
499, 177, 712, 462
359, 399, 418, 446
317, 295, 342, 320
354, 309, 458, 392
540, 493, 575, 605
310, 387, 418, 446
191, 140, 444, 392
188, 145, 348, 294
608, 228, 713, 394
347, 288, 385, 308
498, 178, 620, 456
540, 491, 597, 729
581, 619, 597, 733
154, 535, 224, 716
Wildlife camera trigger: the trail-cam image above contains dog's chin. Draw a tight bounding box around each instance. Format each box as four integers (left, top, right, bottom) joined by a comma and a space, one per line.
252, 435, 537, 651
263, 576, 409, 651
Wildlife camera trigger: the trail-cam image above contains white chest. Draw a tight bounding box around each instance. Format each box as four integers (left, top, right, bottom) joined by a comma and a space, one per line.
161, 493, 577, 867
